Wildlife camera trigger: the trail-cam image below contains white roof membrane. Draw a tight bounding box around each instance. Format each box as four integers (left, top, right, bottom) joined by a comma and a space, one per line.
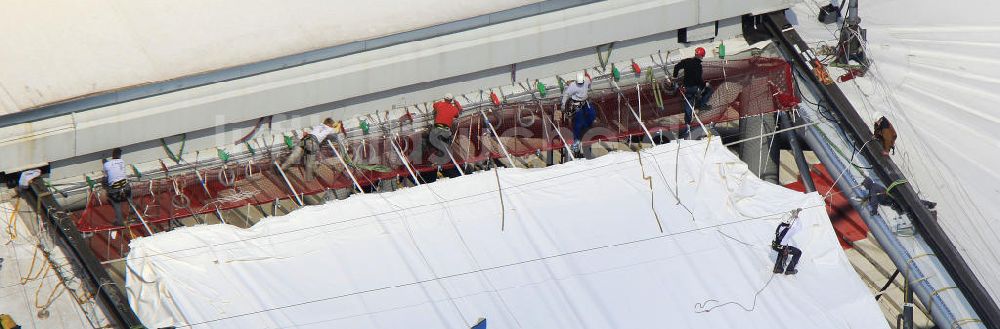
790, 0, 1000, 308
125, 139, 886, 329
0, 0, 540, 113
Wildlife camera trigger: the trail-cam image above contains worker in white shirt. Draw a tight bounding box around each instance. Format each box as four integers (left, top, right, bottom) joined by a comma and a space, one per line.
280, 118, 340, 180
16, 169, 42, 192
102, 148, 131, 226
771, 208, 803, 275
560, 73, 597, 155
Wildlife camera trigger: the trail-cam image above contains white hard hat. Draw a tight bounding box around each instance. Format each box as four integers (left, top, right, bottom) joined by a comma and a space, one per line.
444, 93, 454, 100
576, 73, 586, 83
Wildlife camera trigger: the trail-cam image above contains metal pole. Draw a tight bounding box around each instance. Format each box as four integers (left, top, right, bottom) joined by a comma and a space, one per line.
679, 89, 712, 137
273, 160, 304, 206
327, 140, 365, 194
389, 134, 422, 186
127, 201, 154, 235
778, 112, 816, 192
540, 103, 576, 161
444, 143, 466, 176
478, 108, 518, 167
903, 277, 915, 329
623, 99, 656, 144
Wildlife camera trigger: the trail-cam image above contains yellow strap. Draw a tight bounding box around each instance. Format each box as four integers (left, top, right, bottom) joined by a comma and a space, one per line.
951, 318, 983, 329
926, 286, 957, 312
1, 314, 18, 329
6, 198, 20, 241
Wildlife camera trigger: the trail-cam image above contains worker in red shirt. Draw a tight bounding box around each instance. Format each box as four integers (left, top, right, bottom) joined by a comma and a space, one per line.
429, 93, 462, 165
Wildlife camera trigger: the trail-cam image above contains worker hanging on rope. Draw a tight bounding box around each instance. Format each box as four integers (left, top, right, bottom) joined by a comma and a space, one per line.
279, 118, 339, 180
102, 148, 132, 227
872, 115, 897, 156
672, 47, 714, 127
771, 208, 803, 275
560, 72, 597, 157
861, 177, 937, 219
429, 93, 462, 166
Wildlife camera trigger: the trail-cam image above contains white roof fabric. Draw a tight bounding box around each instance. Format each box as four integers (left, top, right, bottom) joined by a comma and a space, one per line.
0, 0, 540, 114
1, 202, 109, 328
125, 139, 886, 329
790, 0, 1000, 307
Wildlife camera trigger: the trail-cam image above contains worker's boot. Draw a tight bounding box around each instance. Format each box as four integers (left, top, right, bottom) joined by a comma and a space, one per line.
772, 252, 787, 274
785, 252, 800, 275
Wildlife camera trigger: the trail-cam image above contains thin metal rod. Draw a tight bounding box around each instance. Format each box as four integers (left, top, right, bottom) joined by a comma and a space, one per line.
479, 108, 517, 167
389, 134, 422, 186
540, 103, 575, 161
622, 96, 656, 143
127, 201, 154, 235
327, 140, 365, 194
444, 143, 466, 176
272, 160, 304, 206
679, 89, 712, 137
214, 208, 227, 224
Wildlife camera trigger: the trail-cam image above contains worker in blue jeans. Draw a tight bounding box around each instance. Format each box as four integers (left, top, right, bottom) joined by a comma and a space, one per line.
673, 47, 714, 126
561, 73, 596, 156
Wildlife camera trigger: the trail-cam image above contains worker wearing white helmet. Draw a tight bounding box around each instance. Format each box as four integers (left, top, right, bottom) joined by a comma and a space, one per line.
429, 93, 463, 166
560, 72, 596, 156
772, 208, 804, 275
561, 73, 591, 109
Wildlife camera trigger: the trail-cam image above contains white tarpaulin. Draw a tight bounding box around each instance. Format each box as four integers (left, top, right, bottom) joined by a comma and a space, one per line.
126, 139, 887, 328
790, 0, 1000, 307
0, 0, 541, 113
1, 201, 108, 328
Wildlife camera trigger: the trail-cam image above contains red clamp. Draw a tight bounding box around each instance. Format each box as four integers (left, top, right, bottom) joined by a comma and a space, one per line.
490, 90, 501, 106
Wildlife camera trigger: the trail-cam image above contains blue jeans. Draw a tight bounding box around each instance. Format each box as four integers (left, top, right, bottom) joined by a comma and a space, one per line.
683, 85, 714, 124
571, 102, 597, 147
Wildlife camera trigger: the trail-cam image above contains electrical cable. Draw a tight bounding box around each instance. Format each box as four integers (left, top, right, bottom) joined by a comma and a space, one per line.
173, 203, 824, 328
106, 136, 780, 264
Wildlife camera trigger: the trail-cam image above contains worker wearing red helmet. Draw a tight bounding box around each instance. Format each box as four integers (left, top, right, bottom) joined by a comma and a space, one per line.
672, 46, 714, 128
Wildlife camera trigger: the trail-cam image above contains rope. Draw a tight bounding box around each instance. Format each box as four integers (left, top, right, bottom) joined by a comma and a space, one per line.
635, 150, 664, 233
5, 198, 20, 243
694, 273, 777, 313
218, 164, 237, 187
885, 179, 908, 195
160, 134, 187, 164
493, 162, 506, 231
173, 203, 823, 327
422, 183, 524, 328
516, 105, 536, 127
374, 190, 470, 327
647, 68, 664, 110
19, 248, 50, 285
596, 42, 614, 71
926, 286, 959, 315
33, 274, 66, 317
951, 318, 983, 329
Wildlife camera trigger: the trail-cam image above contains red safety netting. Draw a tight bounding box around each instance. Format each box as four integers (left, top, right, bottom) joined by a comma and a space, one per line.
72, 57, 797, 261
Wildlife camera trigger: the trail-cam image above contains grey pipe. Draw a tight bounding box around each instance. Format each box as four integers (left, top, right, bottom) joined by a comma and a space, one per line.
778, 112, 815, 192
796, 106, 984, 329
738, 113, 779, 184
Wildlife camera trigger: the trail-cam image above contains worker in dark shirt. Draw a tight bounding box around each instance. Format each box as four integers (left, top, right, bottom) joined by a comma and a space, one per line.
672, 47, 714, 125
429, 93, 462, 165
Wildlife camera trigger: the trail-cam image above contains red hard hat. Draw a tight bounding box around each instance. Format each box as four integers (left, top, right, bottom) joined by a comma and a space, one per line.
695, 47, 706, 57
